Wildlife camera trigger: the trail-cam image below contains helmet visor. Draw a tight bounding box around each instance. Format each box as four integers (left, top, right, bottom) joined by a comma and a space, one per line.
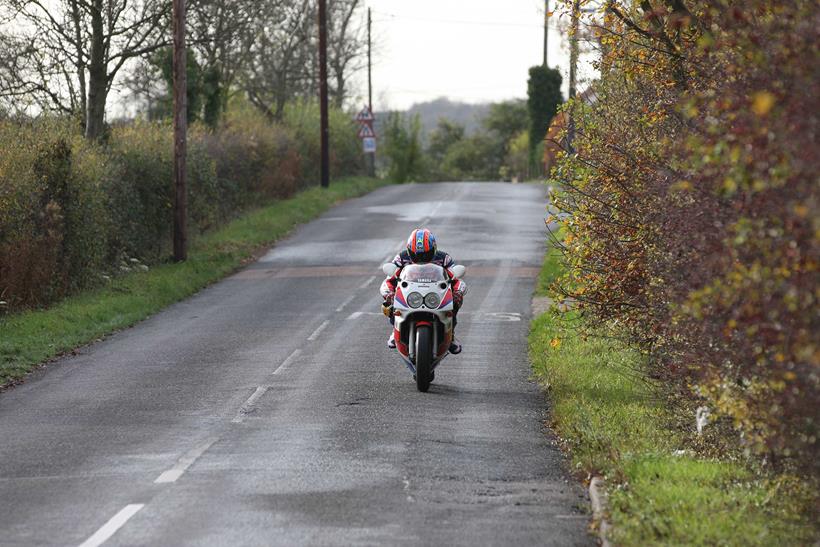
410, 249, 435, 263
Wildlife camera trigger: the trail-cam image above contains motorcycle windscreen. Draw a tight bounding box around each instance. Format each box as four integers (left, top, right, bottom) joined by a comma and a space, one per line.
400, 264, 447, 283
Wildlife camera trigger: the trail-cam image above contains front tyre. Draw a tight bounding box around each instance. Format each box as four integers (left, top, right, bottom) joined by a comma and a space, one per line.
415, 325, 433, 392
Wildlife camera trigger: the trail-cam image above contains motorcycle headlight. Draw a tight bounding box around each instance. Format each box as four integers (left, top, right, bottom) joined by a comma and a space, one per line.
423, 292, 441, 309
407, 291, 423, 308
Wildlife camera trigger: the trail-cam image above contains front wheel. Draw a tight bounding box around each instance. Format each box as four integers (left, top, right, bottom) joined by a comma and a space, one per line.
415, 325, 433, 392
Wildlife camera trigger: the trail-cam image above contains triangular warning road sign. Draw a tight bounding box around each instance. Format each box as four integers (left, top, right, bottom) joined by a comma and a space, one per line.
357, 124, 375, 138
356, 106, 374, 122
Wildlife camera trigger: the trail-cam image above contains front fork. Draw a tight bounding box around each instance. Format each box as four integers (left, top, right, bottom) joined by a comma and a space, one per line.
408, 320, 439, 364
408, 322, 416, 361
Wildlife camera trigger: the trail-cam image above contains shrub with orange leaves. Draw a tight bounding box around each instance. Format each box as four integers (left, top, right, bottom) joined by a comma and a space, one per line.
551, 0, 818, 473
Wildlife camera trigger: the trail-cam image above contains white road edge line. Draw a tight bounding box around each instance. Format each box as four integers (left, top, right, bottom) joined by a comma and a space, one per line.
272, 349, 301, 375
347, 311, 363, 320
78, 504, 144, 547
358, 275, 377, 290
335, 294, 356, 312
154, 437, 219, 484
307, 320, 330, 341
231, 386, 269, 423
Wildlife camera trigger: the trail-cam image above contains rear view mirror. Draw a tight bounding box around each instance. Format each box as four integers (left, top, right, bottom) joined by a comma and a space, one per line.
450, 265, 466, 279
382, 263, 399, 277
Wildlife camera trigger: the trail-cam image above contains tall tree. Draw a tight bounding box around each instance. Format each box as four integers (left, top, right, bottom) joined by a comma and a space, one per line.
241, 0, 314, 120
482, 99, 529, 144
151, 46, 204, 123
0, 0, 169, 140
188, 0, 256, 127
427, 118, 465, 165
384, 112, 425, 183
526, 65, 562, 174
326, 0, 365, 108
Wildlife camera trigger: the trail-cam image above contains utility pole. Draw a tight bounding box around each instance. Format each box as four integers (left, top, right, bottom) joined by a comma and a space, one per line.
172, 0, 187, 261
566, 0, 579, 153
318, 0, 330, 188
367, 7, 373, 111
543, 0, 549, 66
366, 7, 375, 177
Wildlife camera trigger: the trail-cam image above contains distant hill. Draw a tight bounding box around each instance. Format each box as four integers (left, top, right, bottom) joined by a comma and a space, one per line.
404, 97, 491, 141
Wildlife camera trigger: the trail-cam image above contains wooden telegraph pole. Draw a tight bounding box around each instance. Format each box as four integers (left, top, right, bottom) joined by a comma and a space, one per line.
172, 0, 188, 261
366, 7, 375, 177
318, 0, 330, 188
543, 0, 549, 66
367, 7, 373, 114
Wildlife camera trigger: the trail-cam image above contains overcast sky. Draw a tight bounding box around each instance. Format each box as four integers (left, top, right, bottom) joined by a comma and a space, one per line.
352, 0, 597, 111
110, 0, 597, 117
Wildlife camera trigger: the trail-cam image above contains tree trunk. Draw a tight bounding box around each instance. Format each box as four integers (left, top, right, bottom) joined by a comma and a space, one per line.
333, 68, 345, 108
69, 0, 87, 131
84, 0, 107, 141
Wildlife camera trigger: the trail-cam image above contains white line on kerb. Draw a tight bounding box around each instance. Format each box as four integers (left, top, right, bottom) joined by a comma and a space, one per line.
307, 320, 330, 341
78, 504, 144, 547
272, 349, 301, 375
231, 386, 269, 423
154, 437, 219, 484
335, 294, 356, 312
358, 275, 377, 290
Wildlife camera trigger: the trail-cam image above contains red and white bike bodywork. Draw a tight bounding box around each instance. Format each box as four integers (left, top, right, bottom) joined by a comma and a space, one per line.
382, 262, 466, 392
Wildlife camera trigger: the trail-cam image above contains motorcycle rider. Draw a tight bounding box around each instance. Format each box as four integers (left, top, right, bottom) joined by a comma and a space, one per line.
380, 228, 466, 354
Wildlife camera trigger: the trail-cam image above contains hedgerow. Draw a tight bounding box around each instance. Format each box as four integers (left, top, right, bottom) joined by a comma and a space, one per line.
550, 0, 818, 474
0, 103, 363, 312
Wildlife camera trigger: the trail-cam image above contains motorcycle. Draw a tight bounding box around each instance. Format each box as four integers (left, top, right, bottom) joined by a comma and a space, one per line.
381, 262, 466, 392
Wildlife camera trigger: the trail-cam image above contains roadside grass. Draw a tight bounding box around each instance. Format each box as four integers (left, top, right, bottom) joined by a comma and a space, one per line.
529, 247, 817, 546
0, 176, 391, 386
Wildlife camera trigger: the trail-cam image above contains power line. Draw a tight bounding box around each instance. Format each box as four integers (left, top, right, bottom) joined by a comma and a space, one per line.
372, 10, 562, 30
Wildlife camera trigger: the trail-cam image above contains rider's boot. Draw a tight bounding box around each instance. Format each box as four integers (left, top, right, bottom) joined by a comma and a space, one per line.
449, 338, 462, 354
387, 332, 396, 349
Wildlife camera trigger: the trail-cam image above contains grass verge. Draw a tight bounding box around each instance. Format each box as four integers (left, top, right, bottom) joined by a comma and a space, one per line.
0, 176, 391, 386
529, 247, 817, 546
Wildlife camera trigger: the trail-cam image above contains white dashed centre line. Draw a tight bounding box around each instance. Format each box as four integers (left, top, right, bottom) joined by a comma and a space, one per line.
347, 311, 381, 319
358, 275, 377, 290
78, 504, 144, 547
307, 320, 330, 341
231, 386, 269, 423
154, 437, 219, 484
272, 349, 301, 375
335, 294, 356, 312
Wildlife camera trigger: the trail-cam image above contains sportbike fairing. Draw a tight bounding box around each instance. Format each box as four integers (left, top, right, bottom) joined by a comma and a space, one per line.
392, 263, 455, 375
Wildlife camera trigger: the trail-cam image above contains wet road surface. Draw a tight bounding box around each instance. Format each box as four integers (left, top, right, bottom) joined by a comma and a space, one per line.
0, 182, 590, 546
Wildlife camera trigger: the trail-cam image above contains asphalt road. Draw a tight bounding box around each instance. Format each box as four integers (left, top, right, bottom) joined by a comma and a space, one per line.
0, 182, 590, 546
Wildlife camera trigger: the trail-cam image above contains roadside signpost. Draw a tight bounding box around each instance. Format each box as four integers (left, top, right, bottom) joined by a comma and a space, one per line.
355, 105, 376, 175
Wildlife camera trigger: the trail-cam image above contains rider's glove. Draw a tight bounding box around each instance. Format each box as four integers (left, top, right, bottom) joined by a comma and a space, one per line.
381, 301, 393, 317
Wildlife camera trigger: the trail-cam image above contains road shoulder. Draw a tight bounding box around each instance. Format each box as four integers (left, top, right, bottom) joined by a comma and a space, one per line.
528, 244, 817, 545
